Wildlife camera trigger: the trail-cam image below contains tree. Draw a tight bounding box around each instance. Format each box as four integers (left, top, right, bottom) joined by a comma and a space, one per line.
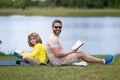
0, 40, 2, 45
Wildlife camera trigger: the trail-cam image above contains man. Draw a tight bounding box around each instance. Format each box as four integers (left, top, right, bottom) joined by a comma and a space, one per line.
46, 19, 114, 66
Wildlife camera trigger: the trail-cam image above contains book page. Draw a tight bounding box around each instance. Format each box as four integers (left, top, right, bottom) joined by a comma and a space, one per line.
15, 50, 22, 53
72, 40, 84, 50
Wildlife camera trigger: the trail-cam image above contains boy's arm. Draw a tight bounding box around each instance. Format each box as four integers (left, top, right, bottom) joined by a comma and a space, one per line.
26, 44, 41, 57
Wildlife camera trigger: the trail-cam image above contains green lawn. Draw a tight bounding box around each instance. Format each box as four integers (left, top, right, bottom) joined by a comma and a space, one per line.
0, 54, 120, 80
0, 8, 120, 16
0, 8, 120, 80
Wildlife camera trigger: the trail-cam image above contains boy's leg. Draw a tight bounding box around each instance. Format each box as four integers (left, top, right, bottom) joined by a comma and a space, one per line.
23, 56, 40, 66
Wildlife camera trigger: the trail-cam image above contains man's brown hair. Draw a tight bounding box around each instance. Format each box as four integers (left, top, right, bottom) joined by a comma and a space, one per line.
52, 19, 62, 27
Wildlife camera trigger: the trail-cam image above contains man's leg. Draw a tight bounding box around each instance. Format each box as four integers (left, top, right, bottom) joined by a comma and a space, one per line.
77, 51, 104, 64
23, 55, 40, 66
77, 51, 114, 64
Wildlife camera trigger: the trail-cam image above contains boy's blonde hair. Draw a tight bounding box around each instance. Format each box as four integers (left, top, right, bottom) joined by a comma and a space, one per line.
28, 33, 42, 47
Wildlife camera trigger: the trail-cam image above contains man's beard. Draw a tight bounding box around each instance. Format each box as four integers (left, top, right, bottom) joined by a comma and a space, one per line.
54, 30, 61, 36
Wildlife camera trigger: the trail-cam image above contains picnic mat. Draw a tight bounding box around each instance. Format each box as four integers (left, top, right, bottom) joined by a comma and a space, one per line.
0, 60, 88, 66
0, 60, 17, 66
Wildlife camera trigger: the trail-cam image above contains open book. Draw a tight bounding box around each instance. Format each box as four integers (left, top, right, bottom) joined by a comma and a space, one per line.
72, 40, 84, 51
13, 50, 23, 60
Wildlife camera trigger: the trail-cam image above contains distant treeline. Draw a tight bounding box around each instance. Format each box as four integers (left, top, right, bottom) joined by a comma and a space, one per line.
0, 0, 120, 9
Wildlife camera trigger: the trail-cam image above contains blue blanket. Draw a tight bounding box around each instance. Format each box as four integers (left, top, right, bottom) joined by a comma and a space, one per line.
0, 60, 17, 66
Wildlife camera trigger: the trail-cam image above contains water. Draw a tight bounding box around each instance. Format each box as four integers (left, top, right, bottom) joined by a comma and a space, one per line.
0, 15, 120, 55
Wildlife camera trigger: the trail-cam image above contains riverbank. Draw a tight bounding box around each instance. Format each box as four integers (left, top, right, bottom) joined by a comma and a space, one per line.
0, 8, 120, 16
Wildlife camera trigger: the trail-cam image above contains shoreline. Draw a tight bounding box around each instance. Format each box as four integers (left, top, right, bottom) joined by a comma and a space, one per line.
0, 8, 120, 16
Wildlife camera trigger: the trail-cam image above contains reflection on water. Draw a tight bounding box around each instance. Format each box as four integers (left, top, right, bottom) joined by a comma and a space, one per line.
0, 15, 120, 55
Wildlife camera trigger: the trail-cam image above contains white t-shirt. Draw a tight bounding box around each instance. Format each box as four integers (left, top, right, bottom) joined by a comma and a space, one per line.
46, 32, 78, 65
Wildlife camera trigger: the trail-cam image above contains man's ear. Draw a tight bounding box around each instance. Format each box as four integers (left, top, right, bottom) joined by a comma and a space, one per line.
52, 26, 54, 29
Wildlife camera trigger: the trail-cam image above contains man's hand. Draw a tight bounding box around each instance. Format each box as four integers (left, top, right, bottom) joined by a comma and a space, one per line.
68, 49, 77, 55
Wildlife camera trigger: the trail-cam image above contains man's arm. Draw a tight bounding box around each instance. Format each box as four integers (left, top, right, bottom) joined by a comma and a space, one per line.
50, 47, 76, 58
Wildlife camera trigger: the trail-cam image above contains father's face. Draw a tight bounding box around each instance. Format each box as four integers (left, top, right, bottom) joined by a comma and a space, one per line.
52, 22, 62, 36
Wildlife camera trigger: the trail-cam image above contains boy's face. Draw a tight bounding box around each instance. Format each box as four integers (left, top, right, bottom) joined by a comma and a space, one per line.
52, 22, 62, 36
30, 36, 37, 45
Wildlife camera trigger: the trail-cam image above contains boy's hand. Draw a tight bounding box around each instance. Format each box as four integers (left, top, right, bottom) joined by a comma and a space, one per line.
18, 51, 24, 56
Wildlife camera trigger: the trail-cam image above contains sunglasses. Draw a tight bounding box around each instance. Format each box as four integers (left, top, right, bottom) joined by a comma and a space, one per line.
54, 26, 62, 29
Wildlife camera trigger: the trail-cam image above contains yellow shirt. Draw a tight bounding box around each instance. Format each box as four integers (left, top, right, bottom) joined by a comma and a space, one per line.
21, 43, 47, 64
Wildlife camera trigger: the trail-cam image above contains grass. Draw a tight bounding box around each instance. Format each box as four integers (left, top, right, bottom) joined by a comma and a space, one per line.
0, 8, 120, 16
0, 54, 120, 80
1, 8, 120, 80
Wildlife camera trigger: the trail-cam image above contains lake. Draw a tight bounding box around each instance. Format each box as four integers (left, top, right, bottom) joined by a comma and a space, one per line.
0, 15, 120, 55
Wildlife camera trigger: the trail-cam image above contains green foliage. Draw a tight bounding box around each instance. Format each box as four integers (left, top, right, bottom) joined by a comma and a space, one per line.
0, 51, 5, 56
0, 0, 12, 8
0, 40, 2, 45
0, 0, 120, 9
